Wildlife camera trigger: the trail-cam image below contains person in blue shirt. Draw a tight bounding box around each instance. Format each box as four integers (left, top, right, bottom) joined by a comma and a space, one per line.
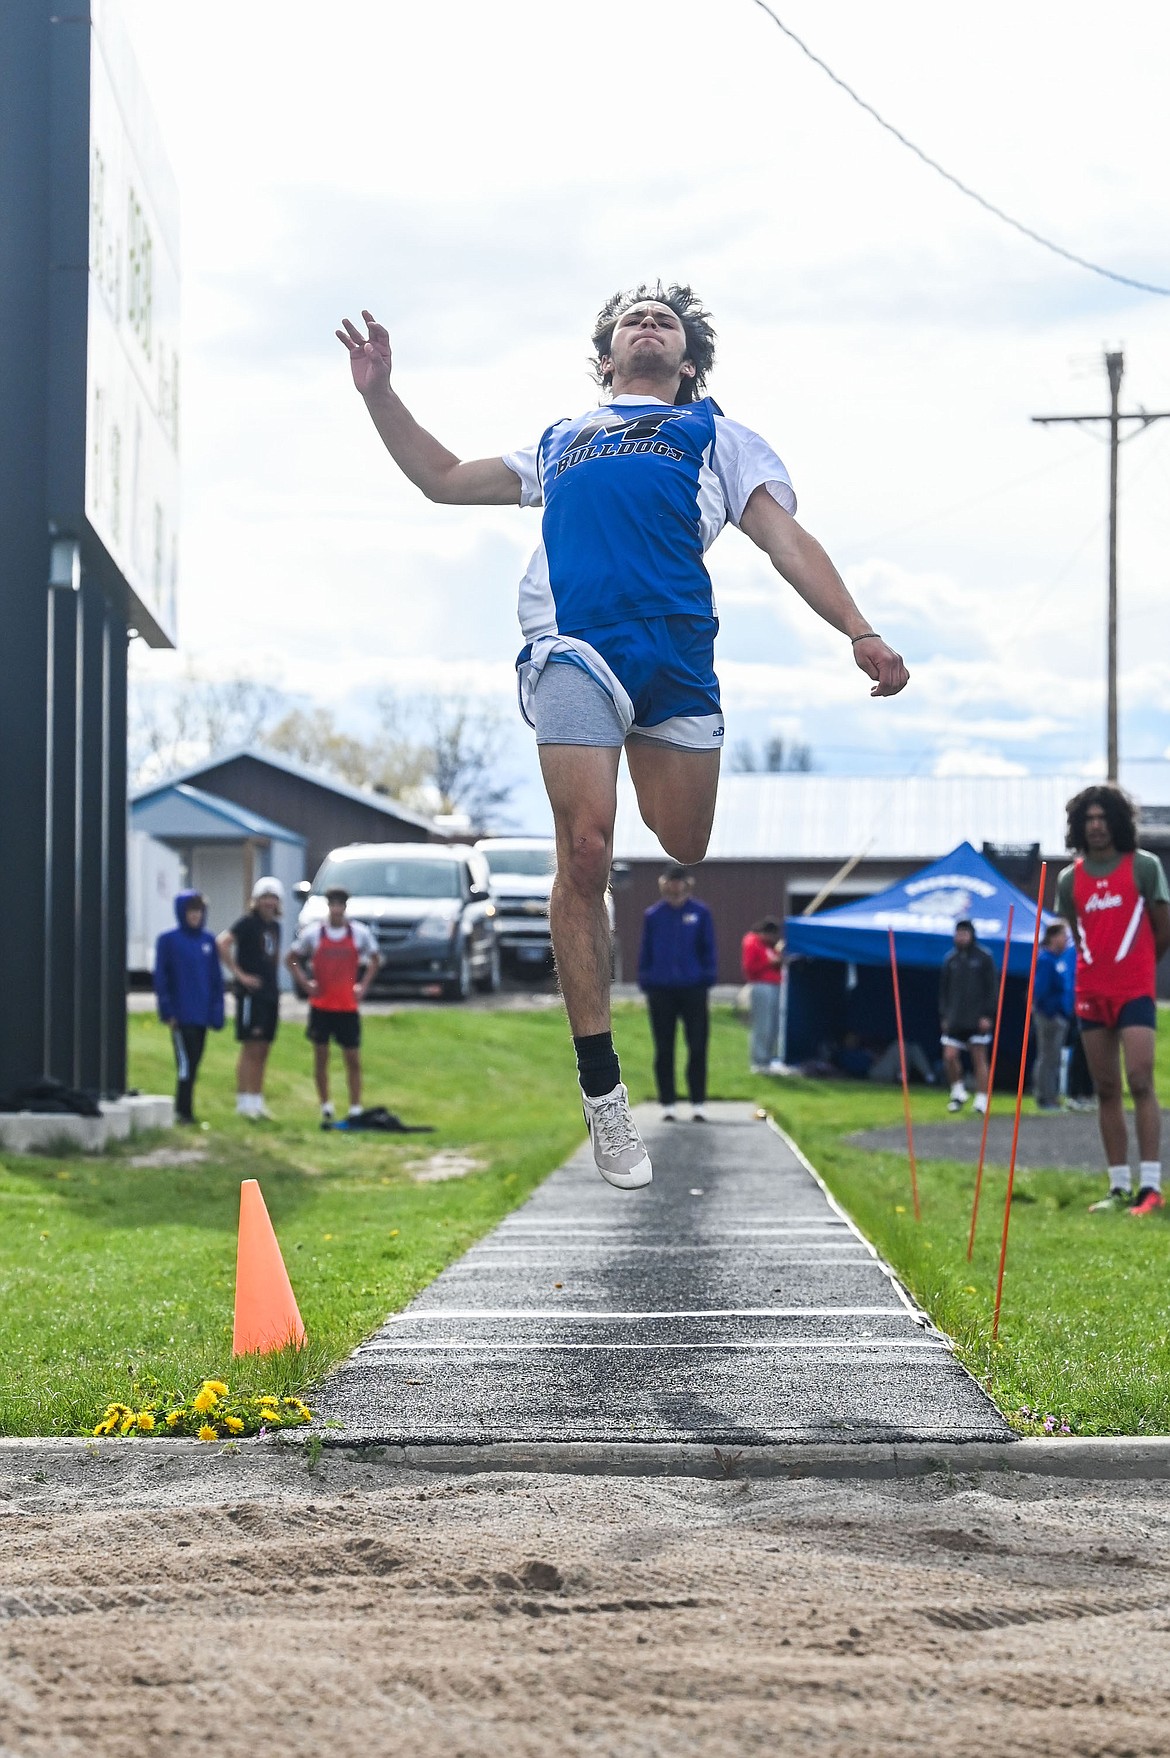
154, 890, 225, 1125
1032, 920, 1076, 1111
338, 286, 907, 1190
638, 867, 717, 1121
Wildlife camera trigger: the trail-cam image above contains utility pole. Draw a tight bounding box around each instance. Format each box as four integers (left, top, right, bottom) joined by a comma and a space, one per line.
1032, 353, 1170, 783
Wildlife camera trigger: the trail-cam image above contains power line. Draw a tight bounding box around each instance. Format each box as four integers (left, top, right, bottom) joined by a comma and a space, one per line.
747, 1, 1170, 298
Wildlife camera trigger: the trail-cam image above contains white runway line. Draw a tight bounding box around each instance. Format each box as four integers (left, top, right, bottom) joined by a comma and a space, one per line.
493, 1227, 850, 1239
464, 1243, 872, 1257
357, 1338, 951, 1354
386, 1306, 912, 1322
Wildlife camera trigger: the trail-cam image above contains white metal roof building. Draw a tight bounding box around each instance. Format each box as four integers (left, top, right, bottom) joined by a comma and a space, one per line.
610, 768, 1170, 987
614, 769, 1170, 864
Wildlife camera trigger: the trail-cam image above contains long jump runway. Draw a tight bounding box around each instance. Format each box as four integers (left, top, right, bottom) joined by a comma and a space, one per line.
322, 1103, 1010, 1446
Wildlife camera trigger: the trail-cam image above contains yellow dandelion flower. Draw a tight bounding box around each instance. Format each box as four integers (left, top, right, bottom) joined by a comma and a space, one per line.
166, 1410, 184, 1428
120, 1416, 137, 1435
224, 1416, 244, 1434
137, 1412, 156, 1433
203, 1381, 229, 1397
264, 1414, 282, 1427
93, 1421, 110, 1436
197, 1424, 218, 1442
192, 1388, 218, 1413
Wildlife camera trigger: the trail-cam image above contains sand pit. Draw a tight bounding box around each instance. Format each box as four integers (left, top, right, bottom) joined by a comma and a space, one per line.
2, 1445, 1168, 1756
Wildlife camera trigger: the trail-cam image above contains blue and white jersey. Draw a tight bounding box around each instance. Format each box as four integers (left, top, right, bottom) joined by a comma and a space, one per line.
502, 395, 796, 640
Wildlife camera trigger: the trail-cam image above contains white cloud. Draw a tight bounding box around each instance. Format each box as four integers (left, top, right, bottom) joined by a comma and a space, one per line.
116, 0, 1170, 804
932, 748, 1029, 779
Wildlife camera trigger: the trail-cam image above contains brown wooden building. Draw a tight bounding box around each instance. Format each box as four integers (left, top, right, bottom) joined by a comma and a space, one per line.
150, 748, 441, 882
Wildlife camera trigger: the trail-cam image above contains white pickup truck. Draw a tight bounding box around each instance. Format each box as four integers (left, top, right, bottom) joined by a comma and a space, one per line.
475, 837, 556, 971
475, 837, 620, 977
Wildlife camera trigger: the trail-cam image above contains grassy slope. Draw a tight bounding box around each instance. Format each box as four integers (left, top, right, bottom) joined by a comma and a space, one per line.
762, 1023, 1170, 1437
0, 1003, 1166, 1436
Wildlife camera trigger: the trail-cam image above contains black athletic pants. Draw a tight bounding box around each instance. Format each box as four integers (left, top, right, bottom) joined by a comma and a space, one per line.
646, 985, 710, 1106
171, 1024, 207, 1121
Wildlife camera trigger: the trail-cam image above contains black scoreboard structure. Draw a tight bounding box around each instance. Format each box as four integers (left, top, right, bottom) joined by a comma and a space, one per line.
0, 1, 178, 1101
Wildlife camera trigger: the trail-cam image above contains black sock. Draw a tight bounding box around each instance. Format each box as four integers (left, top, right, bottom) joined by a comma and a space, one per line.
574, 1032, 621, 1098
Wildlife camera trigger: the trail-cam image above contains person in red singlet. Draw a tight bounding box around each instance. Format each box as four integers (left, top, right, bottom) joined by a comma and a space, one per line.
1056, 785, 1170, 1215
286, 887, 381, 1127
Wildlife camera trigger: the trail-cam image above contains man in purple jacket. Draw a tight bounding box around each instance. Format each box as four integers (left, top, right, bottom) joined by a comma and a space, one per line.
638, 865, 718, 1121
154, 890, 225, 1125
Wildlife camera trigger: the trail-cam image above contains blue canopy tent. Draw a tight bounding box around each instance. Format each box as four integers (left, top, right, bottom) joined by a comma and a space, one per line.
783, 842, 1056, 1087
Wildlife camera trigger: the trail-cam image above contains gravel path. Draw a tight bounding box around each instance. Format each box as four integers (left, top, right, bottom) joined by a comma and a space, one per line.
851, 1107, 1170, 1174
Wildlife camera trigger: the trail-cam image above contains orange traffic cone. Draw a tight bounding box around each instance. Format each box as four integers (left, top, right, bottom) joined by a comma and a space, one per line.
232, 1179, 306, 1356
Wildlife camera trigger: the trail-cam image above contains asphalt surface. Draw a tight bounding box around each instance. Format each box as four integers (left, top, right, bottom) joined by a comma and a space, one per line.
322, 1103, 1010, 1447
851, 1106, 1170, 1173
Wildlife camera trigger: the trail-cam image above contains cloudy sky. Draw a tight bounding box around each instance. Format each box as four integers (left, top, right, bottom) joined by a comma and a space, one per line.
122, 0, 1170, 828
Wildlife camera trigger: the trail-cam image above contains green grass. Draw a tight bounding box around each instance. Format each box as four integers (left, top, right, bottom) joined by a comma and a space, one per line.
0, 1006, 590, 1436
0, 1002, 1167, 1437
761, 1019, 1170, 1437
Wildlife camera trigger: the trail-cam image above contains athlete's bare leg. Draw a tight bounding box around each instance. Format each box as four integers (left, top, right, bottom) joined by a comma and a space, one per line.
342, 1045, 362, 1110
942, 1044, 965, 1089
313, 1042, 330, 1105
970, 1043, 990, 1094
540, 744, 622, 1037
625, 742, 721, 864
1080, 1029, 1129, 1165
1121, 1025, 1159, 1162
237, 1040, 270, 1096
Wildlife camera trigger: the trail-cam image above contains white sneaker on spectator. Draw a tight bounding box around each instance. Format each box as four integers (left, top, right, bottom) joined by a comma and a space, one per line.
973, 1092, 988, 1114
690, 1103, 707, 1122
581, 1084, 652, 1189
661, 1105, 677, 1123
767, 1060, 792, 1076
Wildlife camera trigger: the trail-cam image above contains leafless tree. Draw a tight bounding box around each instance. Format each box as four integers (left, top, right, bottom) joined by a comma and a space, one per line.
729, 735, 815, 774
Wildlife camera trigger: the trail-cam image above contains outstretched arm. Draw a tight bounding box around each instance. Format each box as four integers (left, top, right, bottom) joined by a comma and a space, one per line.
738, 486, 909, 698
337, 311, 522, 506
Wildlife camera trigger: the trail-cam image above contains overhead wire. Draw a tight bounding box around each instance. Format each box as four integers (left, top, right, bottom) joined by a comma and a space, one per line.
747, 1, 1170, 298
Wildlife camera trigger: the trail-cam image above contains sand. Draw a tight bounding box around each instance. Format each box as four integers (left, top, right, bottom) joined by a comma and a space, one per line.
2, 1445, 1168, 1757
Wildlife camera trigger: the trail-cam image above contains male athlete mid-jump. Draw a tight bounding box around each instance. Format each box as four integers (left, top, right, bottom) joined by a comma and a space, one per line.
338, 284, 909, 1190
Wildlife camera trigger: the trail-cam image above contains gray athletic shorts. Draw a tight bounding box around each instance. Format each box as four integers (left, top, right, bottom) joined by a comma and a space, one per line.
531, 660, 627, 747
531, 658, 724, 753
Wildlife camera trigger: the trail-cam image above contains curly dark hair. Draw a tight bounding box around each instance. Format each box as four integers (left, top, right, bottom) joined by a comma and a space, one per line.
1065, 783, 1138, 853
590, 282, 716, 405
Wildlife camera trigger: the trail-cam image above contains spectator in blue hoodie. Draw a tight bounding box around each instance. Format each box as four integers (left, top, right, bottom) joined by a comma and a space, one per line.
154, 890, 225, 1125
1032, 920, 1076, 1111
638, 866, 718, 1121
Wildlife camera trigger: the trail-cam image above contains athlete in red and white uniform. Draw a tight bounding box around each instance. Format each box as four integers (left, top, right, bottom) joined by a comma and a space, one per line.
286, 887, 380, 1126
1057, 785, 1170, 1215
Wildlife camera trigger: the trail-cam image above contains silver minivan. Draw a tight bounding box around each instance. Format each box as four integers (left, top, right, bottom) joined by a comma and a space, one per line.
297, 842, 499, 1000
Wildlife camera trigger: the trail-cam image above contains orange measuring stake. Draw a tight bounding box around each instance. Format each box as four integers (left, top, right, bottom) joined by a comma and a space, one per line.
967, 905, 1014, 1260
888, 927, 920, 1222
992, 865, 1047, 1342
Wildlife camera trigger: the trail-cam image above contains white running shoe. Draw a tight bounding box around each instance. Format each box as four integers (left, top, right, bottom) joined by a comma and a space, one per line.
582, 1084, 652, 1189
690, 1104, 707, 1123
661, 1105, 677, 1122
973, 1092, 988, 1115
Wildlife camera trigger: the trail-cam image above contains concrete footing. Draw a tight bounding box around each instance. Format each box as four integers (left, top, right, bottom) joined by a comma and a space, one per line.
0, 1094, 173, 1154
